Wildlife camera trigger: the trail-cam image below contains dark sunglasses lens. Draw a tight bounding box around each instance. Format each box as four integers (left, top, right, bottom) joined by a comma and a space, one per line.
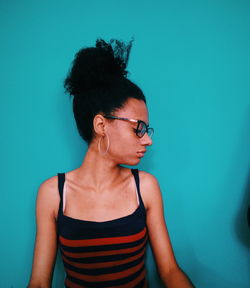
137, 122, 146, 137
147, 128, 154, 138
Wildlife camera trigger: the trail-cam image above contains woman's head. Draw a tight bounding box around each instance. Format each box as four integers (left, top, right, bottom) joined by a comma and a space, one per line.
64, 39, 147, 145
93, 97, 153, 166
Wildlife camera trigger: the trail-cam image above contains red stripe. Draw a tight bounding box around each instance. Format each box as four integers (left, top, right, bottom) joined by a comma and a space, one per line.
66, 260, 144, 282
65, 269, 146, 288
65, 278, 86, 288
59, 227, 146, 247
62, 247, 146, 269
109, 269, 146, 288
61, 236, 147, 259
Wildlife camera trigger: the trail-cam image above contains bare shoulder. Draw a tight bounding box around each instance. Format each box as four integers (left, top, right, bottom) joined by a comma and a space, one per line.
138, 170, 159, 186
38, 175, 59, 199
36, 175, 60, 221
138, 170, 162, 210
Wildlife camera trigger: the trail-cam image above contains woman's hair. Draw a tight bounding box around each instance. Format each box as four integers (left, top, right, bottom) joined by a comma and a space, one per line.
64, 39, 146, 144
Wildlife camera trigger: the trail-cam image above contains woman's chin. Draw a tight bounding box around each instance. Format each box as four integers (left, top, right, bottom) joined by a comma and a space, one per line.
119, 157, 141, 166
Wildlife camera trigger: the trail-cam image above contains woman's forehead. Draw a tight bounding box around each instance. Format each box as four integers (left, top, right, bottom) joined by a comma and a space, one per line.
117, 98, 149, 121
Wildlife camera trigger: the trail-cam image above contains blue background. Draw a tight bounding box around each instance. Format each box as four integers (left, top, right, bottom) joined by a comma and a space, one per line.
1, 0, 250, 287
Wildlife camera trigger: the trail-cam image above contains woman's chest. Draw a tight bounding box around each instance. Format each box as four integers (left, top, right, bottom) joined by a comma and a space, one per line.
63, 182, 139, 222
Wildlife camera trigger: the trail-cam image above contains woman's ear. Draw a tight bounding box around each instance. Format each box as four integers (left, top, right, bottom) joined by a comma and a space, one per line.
93, 114, 106, 136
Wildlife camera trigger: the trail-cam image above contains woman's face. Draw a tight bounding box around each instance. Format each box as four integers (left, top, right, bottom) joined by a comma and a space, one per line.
104, 98, 153, 166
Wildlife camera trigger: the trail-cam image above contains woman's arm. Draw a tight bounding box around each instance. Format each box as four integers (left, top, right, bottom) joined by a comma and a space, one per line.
140, 171, 195, 288
27, 177, 60, 288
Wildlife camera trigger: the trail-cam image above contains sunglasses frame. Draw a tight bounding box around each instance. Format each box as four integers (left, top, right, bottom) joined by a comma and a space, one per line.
103, 115, 154, 138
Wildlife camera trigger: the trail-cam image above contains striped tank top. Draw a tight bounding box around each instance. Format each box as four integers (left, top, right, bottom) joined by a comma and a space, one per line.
57, 168, 148, 288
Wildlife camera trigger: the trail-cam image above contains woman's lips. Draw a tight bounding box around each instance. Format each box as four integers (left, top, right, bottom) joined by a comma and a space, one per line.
137, 151, 146, 158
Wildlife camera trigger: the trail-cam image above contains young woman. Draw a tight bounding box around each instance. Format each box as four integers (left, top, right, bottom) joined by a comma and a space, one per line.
28, 39, 195, 288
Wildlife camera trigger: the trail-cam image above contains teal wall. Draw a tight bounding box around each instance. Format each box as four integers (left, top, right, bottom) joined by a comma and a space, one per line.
1, 1, 250, 287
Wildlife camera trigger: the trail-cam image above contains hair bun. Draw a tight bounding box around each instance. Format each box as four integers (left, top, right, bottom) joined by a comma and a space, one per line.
64, 38, 134, 97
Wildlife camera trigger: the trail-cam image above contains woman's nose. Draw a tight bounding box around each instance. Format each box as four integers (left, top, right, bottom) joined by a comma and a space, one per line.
141, 132, 153, 146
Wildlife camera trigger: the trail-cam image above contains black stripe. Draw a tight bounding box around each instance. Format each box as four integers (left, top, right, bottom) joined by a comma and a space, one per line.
58, 212, 146, 238
66, 265, 145, 287
63, 254, 145, 275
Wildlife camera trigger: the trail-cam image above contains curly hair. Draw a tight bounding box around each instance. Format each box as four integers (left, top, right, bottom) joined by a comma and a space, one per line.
64, 38, 146, 144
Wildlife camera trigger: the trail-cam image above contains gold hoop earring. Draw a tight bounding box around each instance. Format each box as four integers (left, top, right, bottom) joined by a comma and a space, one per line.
98, 134, 110, 155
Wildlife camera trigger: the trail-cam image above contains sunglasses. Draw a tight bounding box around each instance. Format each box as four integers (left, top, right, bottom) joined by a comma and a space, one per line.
103, 115, 154, 138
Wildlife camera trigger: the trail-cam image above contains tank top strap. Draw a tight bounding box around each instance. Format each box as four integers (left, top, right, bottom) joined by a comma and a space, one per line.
57, 172, 65, 214
131, 168, 145, 210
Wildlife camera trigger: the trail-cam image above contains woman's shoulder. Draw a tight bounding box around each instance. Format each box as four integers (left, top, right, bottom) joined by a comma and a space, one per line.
36, 174, 61, 220
38, 174, 61, 196
137, 169, 162, 210
138, 169, 159, 184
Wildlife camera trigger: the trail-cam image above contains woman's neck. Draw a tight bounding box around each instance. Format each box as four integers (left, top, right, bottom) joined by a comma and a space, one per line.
73, 142, 125, 192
